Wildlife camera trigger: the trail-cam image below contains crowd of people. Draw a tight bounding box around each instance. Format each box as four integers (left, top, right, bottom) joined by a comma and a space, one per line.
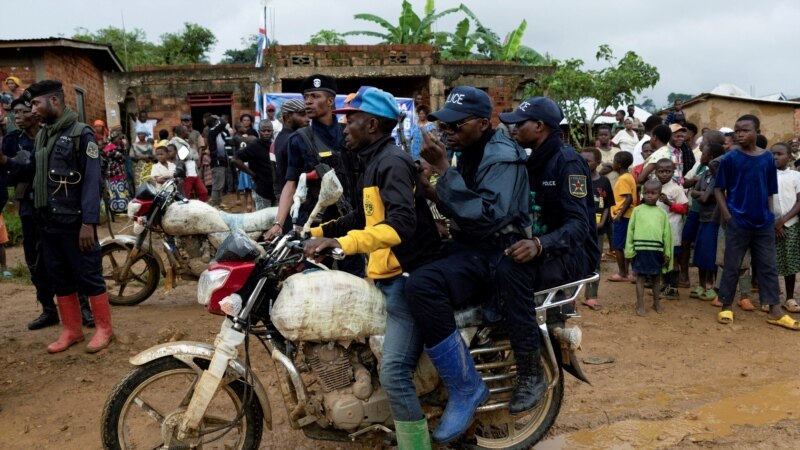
583, 103, 800, 333
2, 71, 800, 449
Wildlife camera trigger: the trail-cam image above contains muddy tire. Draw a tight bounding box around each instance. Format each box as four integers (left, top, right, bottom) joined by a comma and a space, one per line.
101, 356, 263, 450
101, 243, 160, 306
473, 356, 564, 449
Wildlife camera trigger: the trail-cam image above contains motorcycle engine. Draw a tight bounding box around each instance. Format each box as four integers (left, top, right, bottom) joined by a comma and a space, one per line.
304, 342, 391, 432
174, 235, 212, 277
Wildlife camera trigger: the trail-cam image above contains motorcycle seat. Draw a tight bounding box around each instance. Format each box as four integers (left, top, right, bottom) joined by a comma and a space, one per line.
218, 207, 279, 233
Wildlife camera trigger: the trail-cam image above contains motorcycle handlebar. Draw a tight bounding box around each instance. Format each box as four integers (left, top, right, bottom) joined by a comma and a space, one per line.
285, 239, 345, 260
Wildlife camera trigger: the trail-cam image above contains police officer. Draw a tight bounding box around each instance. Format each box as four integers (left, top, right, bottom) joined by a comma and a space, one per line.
25, 80, 113, 353
498, 96, 599, 408
406, 86, 532, 444
265, 74, 363, 276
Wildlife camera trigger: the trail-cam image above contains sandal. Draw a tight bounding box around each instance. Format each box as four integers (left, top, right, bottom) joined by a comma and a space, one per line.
784, 299, 800, 313
700, 289, 718, 301
717, 310, 734, 324
582, 299, 602, 310
690, 286, 705, 298
607, 273, 629, 282
710, 297, 723, 307
737, 298, 755, 311
761, 304, 771, 313
766, 314, 800, 330
2, 270, 11, 278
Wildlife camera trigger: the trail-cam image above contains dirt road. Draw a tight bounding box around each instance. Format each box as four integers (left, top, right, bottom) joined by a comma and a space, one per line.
0, 211, 798, 449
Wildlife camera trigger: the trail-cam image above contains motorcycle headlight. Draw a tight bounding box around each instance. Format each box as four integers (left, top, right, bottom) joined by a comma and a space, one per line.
197, 269, 230, 305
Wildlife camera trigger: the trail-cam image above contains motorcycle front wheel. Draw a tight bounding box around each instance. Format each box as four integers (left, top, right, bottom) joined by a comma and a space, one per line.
101, 243, 160, 306
472, 353, 564, 450
101, 356, 263, 450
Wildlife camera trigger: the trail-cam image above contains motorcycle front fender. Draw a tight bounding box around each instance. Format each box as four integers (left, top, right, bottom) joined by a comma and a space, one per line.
130, 341, 273, 430
100, 235, 166, 277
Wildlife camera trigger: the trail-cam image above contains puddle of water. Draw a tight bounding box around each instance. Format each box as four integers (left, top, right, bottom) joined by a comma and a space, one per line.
537, 381, 799, 449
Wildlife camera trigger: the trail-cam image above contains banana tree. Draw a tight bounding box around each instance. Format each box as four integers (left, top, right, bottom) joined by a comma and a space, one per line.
437, 18, 484, 60
343, 0, 460, 44
459, 5, 547, 65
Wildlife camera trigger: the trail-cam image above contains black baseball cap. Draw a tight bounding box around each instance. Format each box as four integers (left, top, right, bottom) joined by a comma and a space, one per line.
429, 86, 493, 123
180, 114, 192, 121
499, 96, 564, 129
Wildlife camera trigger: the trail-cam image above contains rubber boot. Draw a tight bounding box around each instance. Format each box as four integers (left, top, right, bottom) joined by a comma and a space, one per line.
86, 292, 113, 353
47, 294, 85, 353
28, 306, 60, 330
394, 419, 432, 450
79, 295, 95, 328
509, 348, 546, 415
426, 330, 489, 444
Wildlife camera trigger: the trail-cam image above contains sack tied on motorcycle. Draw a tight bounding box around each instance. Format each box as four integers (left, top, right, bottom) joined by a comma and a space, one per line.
272, 270, 386, 343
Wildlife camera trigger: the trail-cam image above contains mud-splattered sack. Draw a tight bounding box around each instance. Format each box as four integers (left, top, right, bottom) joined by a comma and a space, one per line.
272, 270, 386, 342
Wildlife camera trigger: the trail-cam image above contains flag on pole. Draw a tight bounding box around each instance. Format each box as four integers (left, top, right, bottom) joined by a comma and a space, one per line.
254, 83, 264, 125
255, 8, 269, 68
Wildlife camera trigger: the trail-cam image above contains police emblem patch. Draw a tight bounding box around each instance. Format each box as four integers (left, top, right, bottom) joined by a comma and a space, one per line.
364, 198, 374, 216
568, 175, 587, 198
313, 78, 321, 88
86, 141, 99, 159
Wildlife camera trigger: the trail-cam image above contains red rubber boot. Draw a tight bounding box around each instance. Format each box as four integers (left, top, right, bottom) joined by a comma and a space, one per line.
86, 292, 114, 353
47, 294, 85, 353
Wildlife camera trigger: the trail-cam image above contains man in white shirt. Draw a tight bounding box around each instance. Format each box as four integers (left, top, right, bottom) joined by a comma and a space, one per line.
266, 104, 282, 134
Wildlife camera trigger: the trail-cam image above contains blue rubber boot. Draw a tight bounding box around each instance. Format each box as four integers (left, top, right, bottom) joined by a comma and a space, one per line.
426, 330, 489, 444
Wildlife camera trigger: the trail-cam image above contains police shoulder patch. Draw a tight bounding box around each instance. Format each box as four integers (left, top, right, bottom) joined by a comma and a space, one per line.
568, 174, 587, 198
86, 141, 99, 159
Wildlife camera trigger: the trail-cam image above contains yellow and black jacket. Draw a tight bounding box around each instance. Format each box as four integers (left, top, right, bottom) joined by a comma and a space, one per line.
311, 135, 440, 279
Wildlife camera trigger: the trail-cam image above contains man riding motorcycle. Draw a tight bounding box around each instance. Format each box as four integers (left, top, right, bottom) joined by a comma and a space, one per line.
303, 86, 441, 449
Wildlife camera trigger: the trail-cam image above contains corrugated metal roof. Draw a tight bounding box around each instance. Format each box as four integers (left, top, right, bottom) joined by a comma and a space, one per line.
0, 37, 124, 72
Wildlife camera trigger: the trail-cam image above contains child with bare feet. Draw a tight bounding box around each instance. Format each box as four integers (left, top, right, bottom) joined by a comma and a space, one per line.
625, 179, 673, 315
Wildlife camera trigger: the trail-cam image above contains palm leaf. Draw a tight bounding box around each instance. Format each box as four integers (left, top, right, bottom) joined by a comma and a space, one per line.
502, 19, 526, 61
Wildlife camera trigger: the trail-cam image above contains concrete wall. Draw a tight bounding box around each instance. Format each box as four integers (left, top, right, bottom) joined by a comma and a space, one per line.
682, 96, 800, 145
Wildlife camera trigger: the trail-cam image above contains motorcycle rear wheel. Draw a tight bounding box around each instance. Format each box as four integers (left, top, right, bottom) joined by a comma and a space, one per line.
102, 243, 160, 306
101, 356, 263, 450
472, 354, 564, 449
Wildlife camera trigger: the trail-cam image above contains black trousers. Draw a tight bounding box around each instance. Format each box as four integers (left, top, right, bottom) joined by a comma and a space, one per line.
21, 215, 55, 308
406, 240, 541, 353
41, 227, 106, 297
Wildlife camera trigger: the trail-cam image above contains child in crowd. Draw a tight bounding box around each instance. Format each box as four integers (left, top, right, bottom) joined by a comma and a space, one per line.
772, 142, 800, 313
626, 179, 672, 315
596, 125, 619, 186
581, 147, 615, 310
690, 143, 725, 300
150, 145, 175, 189
631, 141, 653, 184
655, 159, 688, 299
608, 151, 637, 282
715, 114, 797, 329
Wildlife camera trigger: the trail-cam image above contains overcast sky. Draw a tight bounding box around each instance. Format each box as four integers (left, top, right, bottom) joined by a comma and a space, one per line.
3, 0, 798, 107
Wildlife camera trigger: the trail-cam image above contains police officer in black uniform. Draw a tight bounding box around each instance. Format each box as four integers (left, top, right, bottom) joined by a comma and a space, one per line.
265, 74, 364, 276
0, 96, 95, 330
498, 97, 600, 410
25, 80, 113, 354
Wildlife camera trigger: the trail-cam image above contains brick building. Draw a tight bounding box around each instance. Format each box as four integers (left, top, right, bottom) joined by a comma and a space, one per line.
0, 38, 123, 123
104, 44, 549, 134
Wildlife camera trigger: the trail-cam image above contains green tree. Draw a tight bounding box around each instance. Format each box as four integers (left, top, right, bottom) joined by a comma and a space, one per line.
667, 92, 693, 105
158, 23, 217, 65
73, 26, 161, 69
637, 97, 657, 113
526, 45, 660, 145
221, 35, 260, 64
342, 0, 460, 44
307, 29, 348, 45
73, 23, 216, 68
443, 5, 547, 65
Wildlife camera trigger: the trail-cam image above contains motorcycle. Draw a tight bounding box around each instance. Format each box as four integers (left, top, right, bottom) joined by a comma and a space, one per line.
101, 172, 597, 449
100, 175, 278, 306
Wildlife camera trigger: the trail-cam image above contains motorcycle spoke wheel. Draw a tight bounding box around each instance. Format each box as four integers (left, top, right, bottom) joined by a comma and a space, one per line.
102, 357, 261, 450
102, 244, 160, 306
472, 351, 564, 449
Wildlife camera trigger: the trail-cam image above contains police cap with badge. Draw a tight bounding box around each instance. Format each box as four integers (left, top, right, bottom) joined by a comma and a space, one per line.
300, 74, 337, 96
10, 96, 31, 110
429, 86, 493, 123
498, 96, 564, 129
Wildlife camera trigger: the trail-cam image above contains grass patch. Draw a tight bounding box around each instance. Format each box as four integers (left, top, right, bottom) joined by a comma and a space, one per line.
0, 260, 31, 285
3, 209, 23, 246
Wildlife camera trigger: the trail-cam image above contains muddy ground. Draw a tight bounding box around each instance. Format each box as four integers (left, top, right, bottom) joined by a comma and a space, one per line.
0, 199, 798, 449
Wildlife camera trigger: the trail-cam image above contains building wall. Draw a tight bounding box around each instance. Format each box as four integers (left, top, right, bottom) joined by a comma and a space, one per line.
683, 97, 799, 145
43, 48, 107, 124
0, 48, 44, 90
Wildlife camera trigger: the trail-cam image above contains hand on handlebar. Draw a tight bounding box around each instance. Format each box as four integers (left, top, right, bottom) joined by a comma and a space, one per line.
303, 237, 343, 261
264, 223, 283, 241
